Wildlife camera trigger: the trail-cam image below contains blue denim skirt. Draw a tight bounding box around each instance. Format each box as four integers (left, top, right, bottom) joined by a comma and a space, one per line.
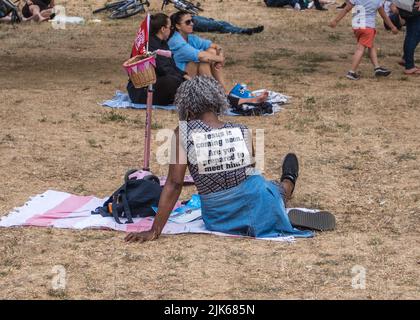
200, 174, 313, 238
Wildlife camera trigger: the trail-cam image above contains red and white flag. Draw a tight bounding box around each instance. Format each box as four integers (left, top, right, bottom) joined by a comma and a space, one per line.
131, 14, 150, 57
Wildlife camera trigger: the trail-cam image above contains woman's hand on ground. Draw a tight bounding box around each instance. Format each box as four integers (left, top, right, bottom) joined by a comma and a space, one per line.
329, 21, 337, 28
391, 27, 399, 34
124, 230, 158, 243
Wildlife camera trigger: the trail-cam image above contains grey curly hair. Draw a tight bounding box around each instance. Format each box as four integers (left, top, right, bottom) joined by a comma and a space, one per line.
174, 76, 230, 121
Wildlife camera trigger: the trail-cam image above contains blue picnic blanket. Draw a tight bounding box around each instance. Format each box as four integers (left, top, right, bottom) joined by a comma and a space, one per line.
102, 91, 288, 116
102, 91, 177, 110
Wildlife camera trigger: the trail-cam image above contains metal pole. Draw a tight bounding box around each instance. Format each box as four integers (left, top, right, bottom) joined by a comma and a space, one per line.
143, 83, 153, 171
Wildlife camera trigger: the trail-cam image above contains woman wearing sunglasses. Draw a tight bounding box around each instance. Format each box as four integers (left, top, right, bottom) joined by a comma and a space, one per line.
168, 11, 228, 92
127, 13, 191, 106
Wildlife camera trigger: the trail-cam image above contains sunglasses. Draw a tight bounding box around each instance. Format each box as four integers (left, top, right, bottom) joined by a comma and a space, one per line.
182, 19, 193, 26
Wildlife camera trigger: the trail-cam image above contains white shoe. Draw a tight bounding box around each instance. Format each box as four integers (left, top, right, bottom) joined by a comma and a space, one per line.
308, 1, 314, 9
294, 3, 301, 10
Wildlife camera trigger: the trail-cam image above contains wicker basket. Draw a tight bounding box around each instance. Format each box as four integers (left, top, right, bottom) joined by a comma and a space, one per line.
123, 54, 156, 88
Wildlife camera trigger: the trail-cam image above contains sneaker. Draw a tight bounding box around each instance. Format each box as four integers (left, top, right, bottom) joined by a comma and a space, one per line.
294, 3, 301, 10
308, 1, 314, 9
346, 71, 360, 80
229, 83, 254, 98
374, 67, 391, 77
280, 153, 299, 187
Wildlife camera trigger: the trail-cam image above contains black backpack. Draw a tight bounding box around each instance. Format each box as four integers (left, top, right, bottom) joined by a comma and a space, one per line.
92, 174, 162, 224
231, 101, 273, 116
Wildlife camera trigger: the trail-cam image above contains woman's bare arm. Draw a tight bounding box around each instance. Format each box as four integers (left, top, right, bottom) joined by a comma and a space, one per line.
125, 127, 188, 243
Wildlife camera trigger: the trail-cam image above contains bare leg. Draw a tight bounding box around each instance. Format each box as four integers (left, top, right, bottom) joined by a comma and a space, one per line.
238, 91, 269, 105
210, 63, 228, 93
185, 62, 199, 78
26, 5, 48, 22
197, 62, 213, 77
351, 43, 366, 72
40, 9, 53, 19
368, 46, 380, 68
203, 47, 228, 92
281, 179, 295, 203
0, 15, 12, 23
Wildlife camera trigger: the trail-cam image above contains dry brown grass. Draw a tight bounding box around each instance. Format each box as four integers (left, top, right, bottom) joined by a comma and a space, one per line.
0, 0, 419, 299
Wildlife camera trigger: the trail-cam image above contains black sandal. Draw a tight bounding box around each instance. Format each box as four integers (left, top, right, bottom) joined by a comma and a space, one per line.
288, 209, 336, 231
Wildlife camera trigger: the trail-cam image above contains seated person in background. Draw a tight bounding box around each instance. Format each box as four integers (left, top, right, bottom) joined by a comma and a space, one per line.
127, 13, 190, 106
168, 11, 228, 92
22, 0, 55, 22
125, 76, 335, 243
192, 15, 264, 35
127, 14, 268, 106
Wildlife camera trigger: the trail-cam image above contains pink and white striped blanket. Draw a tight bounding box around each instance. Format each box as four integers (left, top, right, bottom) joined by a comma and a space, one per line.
0, 190, 295, 242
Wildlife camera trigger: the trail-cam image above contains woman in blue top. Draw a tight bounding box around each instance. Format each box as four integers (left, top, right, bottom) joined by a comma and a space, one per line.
168, 11, 228, 92
125, 76, 335, 243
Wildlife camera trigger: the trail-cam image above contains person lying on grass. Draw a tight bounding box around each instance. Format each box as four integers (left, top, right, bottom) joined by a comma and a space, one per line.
22, 0, 55, 22
125, 76, 335, 243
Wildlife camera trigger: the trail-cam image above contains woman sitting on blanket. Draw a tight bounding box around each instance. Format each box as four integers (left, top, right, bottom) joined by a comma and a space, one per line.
168, 11, 230, 93
127, 13, 190, 106
125, 76, 335, 243
127, 13, 268, 106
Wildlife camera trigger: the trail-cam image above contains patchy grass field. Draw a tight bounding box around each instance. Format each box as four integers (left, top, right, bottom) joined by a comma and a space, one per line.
0, 0, 419, 299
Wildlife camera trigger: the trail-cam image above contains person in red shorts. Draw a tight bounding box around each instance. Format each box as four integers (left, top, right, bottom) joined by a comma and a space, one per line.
329, 0, 399, 80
